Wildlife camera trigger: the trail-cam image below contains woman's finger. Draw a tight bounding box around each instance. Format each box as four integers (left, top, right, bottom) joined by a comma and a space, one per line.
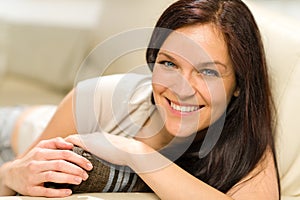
31, 148, 92, 171
64, 135, 86, 150
37, 137, 74, 150
27, 186, 72, 198
29, 160, 89, 182
37, 171, 83, 185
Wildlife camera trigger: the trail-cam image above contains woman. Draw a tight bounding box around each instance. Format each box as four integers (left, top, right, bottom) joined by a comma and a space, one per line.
0, 0, 280, 199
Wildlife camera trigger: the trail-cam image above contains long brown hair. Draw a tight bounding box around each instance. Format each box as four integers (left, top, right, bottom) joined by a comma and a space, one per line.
146, 0, 280, 194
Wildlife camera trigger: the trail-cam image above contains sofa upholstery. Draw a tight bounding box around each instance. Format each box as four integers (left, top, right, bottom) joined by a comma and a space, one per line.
0, 0, 174, 106
0, 1, 299, 199
0, 0, 102, 106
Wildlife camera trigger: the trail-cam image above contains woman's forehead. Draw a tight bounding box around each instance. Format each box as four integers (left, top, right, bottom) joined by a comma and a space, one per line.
159, 24, 231, 67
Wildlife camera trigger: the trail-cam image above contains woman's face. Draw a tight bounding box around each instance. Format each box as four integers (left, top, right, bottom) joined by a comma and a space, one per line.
152, 24, 238, 137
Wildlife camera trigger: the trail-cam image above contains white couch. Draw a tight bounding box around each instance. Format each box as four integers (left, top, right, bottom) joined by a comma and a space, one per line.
0, 0, 102, 106
0, 0, 174, 106
0, 1, 299, 199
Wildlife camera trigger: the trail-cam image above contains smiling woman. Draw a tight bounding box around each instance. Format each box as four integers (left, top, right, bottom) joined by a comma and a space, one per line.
0, 0, 280, 199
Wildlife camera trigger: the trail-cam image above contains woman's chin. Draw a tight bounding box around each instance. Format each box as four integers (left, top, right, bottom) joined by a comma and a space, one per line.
165, 124, 198, 138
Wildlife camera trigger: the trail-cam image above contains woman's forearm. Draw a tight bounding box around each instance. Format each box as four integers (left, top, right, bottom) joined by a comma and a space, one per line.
139, 164, 232, 200
128, 146, 233, 200
65, 133, 233, 200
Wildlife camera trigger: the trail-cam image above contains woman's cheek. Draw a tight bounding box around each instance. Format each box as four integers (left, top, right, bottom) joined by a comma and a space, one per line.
205, 80, 229, 121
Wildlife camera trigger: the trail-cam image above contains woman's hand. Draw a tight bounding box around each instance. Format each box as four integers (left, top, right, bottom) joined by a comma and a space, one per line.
3, 137, 93, 197
65, 133, 172, 173
65, 133, 144, 166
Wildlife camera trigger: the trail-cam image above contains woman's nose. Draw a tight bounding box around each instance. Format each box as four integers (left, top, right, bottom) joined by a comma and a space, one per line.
170, 73, 196, 100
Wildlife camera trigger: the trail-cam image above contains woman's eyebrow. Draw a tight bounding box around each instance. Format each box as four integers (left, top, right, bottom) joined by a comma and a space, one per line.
199, 61, 228, 69
158, 51, 228, 70
157, 52, 177, 61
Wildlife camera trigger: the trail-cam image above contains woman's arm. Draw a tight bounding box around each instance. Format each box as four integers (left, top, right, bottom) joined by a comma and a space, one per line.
65, 133, 233, 200
66, 133, 279, 200
20, 90, 77, 156
0, 90, 93, 197
131, 150, 233, 200
134, 150, 279, 200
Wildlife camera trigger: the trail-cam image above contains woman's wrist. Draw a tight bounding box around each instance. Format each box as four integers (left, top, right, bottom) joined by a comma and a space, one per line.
0, 161, 16, 196
127, 140, 171, 174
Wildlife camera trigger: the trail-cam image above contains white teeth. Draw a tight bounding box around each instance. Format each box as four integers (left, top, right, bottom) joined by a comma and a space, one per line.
170, 102, 200, 112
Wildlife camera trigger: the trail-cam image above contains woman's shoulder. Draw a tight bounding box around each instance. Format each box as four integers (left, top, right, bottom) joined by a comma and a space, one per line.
226, 148, 279, 199
75, 73, 152, 103
75, 73, 154, 136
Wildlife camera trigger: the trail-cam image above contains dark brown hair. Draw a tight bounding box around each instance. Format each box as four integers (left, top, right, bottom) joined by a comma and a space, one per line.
146, 0, 280, 194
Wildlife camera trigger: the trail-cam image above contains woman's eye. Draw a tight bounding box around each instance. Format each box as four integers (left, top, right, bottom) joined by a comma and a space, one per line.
199, 69, 220, 77
160, 61, 176, 68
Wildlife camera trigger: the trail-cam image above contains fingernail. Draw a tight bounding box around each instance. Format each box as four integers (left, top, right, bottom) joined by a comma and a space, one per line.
83, 172, 89, 180
75, 177, 82, 184
87, 163, 93, 170
66, 189, 72, 195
